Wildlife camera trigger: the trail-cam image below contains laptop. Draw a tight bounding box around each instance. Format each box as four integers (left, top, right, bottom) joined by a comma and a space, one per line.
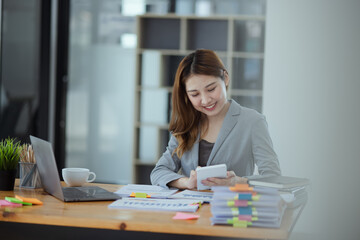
30, 135, 121, 202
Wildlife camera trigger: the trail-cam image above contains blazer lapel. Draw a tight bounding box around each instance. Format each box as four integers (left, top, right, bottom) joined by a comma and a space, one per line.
207, 100, 240, 165
192, 135, 200, 169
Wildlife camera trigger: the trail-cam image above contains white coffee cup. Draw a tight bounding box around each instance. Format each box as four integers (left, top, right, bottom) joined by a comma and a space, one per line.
62, 168, 96, 187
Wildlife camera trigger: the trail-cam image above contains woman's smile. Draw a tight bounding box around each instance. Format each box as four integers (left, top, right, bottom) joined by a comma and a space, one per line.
203, 102, 216, 111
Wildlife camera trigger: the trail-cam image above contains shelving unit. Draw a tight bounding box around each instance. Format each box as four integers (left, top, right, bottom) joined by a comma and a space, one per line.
133, 13, 266, 184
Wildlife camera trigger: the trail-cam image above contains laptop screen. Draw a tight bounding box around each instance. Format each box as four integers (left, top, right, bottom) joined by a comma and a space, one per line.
30, 135, 65, 201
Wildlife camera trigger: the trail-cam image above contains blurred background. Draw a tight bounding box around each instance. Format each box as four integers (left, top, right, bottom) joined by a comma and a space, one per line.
0, 0, 359, 239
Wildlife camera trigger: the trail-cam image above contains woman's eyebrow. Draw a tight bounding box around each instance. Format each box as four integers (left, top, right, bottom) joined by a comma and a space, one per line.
187, 82, 217, 92
187, 89, 197, 92
205, 82, 217, 88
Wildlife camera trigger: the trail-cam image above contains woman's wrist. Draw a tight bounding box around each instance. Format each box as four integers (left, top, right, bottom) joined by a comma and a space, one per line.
236, 176, 248, 184
168, 177, 190, 190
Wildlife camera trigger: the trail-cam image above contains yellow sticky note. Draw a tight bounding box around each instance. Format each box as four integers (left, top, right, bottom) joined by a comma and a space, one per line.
15, 195, 43, 205
130, 192, 151, 198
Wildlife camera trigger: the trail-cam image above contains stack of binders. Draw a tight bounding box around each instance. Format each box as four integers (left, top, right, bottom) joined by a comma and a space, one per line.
210, 184, 286, 228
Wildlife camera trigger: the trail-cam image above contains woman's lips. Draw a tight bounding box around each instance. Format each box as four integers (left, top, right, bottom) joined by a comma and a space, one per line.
203, 102, 216, 111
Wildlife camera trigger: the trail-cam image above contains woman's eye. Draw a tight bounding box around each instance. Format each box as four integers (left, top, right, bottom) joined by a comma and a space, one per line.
191, 93, 199, 97
208, 87, 216, 92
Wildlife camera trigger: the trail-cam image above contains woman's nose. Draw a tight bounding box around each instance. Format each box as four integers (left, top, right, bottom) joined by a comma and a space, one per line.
201, 94, 211, 105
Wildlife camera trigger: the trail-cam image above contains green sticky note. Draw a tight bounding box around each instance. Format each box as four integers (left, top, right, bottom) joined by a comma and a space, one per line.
5, 197, 22, 203
233, 222, 247, 228
135, 192, 147, 198
252, 195, 260, 201
227, 201, 234, 207
5, 197, 32, 206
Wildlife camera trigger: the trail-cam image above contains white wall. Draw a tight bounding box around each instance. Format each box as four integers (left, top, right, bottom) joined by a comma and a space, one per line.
264, 1, 360, 239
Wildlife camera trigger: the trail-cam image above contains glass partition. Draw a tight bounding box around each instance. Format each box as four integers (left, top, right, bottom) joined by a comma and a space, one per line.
66, 0, 266, 184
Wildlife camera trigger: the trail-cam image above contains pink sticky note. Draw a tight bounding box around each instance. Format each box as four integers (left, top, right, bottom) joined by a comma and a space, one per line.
238, 215, 252, 221
0, 200, 23, 207
172, 212, 200, 220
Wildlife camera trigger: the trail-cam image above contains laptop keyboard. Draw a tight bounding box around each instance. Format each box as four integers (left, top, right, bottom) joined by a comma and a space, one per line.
62, 186, 119, 201
63, 187, 98, 199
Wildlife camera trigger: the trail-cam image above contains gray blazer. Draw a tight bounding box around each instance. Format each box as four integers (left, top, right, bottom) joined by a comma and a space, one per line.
150, 100, 281, 188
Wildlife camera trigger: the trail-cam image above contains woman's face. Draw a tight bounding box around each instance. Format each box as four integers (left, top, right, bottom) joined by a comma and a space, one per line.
185, 74, 229, 119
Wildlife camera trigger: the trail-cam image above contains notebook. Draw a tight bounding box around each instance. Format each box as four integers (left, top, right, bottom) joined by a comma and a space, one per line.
30, 135, 121, 202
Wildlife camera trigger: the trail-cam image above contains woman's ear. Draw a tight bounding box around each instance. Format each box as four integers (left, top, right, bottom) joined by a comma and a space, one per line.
224, 70, 230, 88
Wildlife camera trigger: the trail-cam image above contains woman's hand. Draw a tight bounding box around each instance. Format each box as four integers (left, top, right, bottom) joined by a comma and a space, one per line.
186, 170, 197, 189
168, 170, 198, 190
201, 171, 247, 187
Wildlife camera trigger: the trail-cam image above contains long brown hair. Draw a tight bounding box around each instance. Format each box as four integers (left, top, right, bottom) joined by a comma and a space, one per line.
169, 49, 227, 158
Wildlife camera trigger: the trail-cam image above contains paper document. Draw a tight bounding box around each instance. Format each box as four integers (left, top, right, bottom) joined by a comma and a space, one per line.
115, 184, 178, 198
108, 198, 202, 212
169, 190, 213, 202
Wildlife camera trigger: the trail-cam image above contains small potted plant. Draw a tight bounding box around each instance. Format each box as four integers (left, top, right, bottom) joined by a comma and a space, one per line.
0, 137, 21, 190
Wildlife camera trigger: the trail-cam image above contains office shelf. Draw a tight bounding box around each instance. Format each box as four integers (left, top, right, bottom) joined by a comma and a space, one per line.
133, 12, 266, 184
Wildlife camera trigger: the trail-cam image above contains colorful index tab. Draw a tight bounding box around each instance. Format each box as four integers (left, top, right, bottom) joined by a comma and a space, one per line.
130, 192, 151, 198
5, 197, 32, 206
238, 215, 258, 221
229, 184, 253, 192
15, 195, 43, 205
236, 193, 252, 200
252, 195, 260, 201
0, 200, 22, 207
191, 201, 202, 208
231, 206, 255, 216
227, 200, 249, 207
233, 222, 252, 228
227, 218, 247, 224
226, 218, 252, 228
238, 206, 253, 215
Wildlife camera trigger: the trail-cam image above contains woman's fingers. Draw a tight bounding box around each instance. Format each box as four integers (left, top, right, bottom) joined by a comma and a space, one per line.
202, 171, 237, 186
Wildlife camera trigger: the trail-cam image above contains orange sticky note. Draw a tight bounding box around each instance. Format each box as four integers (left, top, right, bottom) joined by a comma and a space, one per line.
172, 212, 199, 220
229, 184, 253, 192
15, 195, 43, 205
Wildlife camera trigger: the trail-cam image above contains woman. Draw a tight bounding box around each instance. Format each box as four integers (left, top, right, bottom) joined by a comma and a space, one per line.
150, 49, 281, 189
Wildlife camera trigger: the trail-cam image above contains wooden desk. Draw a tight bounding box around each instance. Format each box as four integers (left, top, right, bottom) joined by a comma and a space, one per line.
0, 180, 305, 240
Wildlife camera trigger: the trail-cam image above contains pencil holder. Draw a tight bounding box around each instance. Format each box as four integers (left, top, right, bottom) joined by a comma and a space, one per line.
19, 162, 42, 188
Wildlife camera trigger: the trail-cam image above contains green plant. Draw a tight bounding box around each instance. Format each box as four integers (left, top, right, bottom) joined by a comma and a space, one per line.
0, 137, 21, 171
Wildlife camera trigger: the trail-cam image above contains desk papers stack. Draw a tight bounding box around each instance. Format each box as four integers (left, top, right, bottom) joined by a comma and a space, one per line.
169, 190, 213, 202
111, 184, 205, 212
108, 198, 202, 212
114, 184, 178, 198
210, 184, 286, 228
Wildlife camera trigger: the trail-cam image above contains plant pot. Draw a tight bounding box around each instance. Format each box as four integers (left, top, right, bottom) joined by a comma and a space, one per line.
0, 169, 17, 191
